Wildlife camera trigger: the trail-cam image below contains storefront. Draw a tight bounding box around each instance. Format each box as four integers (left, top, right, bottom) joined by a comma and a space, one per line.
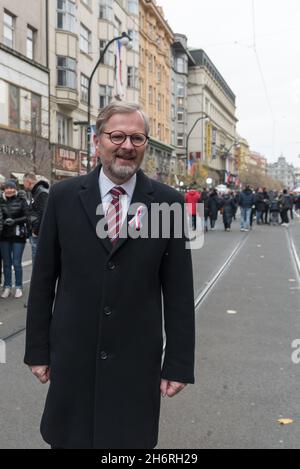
0, 128, 51, 181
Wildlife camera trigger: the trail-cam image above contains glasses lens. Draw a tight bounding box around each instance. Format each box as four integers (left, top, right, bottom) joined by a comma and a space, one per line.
131, 134, 147, 146
110, 132, 126, 144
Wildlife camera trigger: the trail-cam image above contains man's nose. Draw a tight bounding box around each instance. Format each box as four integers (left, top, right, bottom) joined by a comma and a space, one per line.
120, 135, 135, 149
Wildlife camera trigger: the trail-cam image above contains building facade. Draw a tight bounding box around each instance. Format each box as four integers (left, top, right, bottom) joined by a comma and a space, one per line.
187, 49, 238, 186
268, 155, 295, 189
139, 0, 174, 183
49, 0, 139, 181
170, 33, 195, 180
294, 167, 300, 188
0, 0, 50, 182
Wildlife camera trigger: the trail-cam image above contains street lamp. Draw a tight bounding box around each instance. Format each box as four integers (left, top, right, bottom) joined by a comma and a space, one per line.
85, 31, 132, 173
186, 112, 209, 173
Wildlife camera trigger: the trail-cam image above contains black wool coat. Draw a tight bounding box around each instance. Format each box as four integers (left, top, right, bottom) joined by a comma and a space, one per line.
24, 166, 195, 449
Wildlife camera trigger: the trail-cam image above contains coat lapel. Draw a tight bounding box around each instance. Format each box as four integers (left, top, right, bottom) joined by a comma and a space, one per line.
78, 166, 112, 253
78, 167, 155, 255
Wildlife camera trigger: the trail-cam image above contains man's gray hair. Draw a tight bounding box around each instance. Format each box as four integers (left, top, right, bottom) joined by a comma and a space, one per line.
95, 102, 150, 136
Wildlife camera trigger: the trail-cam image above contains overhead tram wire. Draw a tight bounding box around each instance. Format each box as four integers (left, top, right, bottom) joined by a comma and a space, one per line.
251, 0, 276, 157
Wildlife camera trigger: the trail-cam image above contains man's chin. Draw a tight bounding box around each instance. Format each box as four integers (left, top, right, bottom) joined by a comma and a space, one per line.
110, 162, 137, 180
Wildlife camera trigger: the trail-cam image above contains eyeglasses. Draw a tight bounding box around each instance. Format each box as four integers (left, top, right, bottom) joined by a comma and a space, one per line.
103, 131, 149, 147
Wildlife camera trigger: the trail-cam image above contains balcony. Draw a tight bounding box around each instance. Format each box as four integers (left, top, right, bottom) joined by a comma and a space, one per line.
55, 87, 79, 110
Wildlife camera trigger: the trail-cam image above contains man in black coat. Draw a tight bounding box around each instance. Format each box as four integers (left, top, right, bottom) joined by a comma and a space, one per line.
23, 173, 49, 263
24, 102, 195, 449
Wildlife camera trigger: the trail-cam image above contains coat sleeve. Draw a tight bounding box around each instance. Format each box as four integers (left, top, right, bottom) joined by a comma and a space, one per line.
32, 191, 49, 235
159, 200, 195, 384
24, 187, 61, 366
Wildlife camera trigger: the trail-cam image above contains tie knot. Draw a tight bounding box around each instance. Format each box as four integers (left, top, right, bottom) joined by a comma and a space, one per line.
110, 186, 126, 198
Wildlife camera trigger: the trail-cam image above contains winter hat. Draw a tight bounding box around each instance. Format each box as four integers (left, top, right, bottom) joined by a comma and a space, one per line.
4, 179, 17, 189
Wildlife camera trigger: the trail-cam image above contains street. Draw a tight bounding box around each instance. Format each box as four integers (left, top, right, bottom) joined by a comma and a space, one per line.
0, 215, 300, 449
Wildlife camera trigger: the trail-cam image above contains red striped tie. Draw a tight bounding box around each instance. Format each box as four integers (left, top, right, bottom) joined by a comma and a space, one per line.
106, 186, 126, 245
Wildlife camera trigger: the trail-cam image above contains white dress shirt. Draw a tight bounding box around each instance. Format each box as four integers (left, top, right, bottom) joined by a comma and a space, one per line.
99, 167, 137, 226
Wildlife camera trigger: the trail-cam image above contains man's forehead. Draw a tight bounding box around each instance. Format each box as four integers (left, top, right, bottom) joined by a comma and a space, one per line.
106, 111, 145, 128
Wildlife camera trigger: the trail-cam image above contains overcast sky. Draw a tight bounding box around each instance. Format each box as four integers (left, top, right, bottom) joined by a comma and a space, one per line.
158, 0, 300, 166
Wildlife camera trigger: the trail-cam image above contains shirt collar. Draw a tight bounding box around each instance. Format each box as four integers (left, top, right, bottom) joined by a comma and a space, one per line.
99, 167, 137, 199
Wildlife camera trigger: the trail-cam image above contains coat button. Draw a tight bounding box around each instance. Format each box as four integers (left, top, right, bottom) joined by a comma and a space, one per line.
107, 261, 116, 270
104, 306, 112, 316
100, 351, 108, 360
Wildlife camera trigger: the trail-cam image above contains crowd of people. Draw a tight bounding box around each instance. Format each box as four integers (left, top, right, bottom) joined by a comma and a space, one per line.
0, 174, 49, 300
1, 171, 300, 300
185, 185, 300, 232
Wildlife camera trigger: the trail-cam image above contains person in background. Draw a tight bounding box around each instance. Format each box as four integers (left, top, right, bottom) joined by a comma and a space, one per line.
0, 180, 30, 299
23, 173, 49, 263
239, 185, 255, 232
185, 187, 201, 231
220, 191, 236, 232
208, 188, 220, 230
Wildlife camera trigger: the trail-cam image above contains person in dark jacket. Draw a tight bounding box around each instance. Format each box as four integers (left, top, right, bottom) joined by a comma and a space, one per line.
239, 186, 255, 231
23, 173, 49, 262
279, 189, 293, 226
0, 180, 30, 299
255, 188, 265, 225
208, 189, 220, 230
24, 102, 195, 449
220, 191, 236, 231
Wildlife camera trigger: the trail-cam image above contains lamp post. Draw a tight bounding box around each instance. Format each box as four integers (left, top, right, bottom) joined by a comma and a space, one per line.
185, 112, 209, 174
85, 31, 132, 173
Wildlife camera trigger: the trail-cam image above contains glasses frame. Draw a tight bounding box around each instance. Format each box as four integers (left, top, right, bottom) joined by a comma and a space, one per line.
103, 131, 149, 147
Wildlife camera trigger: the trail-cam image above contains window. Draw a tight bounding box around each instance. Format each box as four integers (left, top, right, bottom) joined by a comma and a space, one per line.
177, 82, 185, 97
99, 85, 113, 109
80, 24, 91, 54
26, 26, 36, 60
57, 114, 71, 146
3, 11, 14, 48
148, 55, 153, 73
127, 29, 139, 52
99, 0, 113, 21
177, 108, 184, 122
114, 15, 122, 36
148, 86, 153, 105
9, 84, 20, 129
80, 74, 89, 103
157, 65, 161, 83
176, 57, 186, 74
177, 97, 184, 107
57, 0, 76, 32
127, 66, 138, 89
99, 40, 114, 66
80, 125, 87, 150
57, 56, 77, 89
157, 94, 161, 112
177, 133, 184, 147
31, 93, 41, 135
127, 0, 138, 15
157, 123, 162, 140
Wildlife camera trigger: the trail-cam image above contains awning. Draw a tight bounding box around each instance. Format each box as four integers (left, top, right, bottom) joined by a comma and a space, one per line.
11, 172, 50, 185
